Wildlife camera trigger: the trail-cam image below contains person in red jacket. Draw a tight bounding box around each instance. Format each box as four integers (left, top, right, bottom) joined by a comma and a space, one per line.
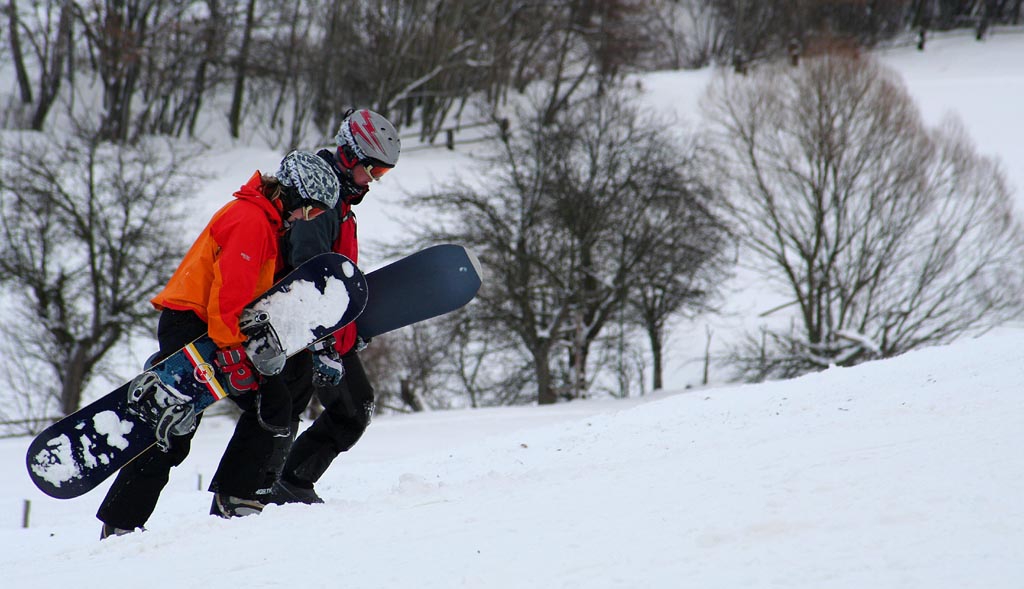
97, 151, 340, 538
258, 109, 400, 505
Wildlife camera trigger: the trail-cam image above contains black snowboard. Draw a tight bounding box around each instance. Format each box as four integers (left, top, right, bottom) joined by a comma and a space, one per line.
357, 243, 482, 338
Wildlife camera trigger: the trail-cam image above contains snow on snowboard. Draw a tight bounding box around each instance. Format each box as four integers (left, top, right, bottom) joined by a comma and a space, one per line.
27, 244, 482, 499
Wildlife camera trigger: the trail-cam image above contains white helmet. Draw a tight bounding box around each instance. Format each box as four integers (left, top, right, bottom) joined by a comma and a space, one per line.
334, 109, 401, 168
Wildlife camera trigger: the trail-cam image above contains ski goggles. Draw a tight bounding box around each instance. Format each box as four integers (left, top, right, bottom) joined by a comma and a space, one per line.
337, 146, 392, 181
362, 162, 391, 182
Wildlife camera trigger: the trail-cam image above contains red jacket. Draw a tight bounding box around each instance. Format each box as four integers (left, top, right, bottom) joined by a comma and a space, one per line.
152, 172, 284, 348
331, 202, 358, 354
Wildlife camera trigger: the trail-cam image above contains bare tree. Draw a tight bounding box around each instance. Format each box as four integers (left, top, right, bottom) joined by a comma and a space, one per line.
705, 0, 917, 70
703, 52, 1024, 381
0, 124, 193, 420
309, 0, 540, 141
135, 0, 230, 137
7, 0, 36, 107
235, 0, 657, 146
359, 321, 463, 413
525, 0, 650, 125
705, 0, 792, 71
74, 0, 209, 142
227, 0, 256, 139
641, 0, 727, 69
410, 91, 726, 404
4, 0, 73, 130
629, 172, 731, 391
6, 0, 231, 137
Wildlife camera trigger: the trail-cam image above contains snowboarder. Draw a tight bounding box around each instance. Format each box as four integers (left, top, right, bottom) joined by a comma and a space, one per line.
97, 151, 341, 538
259, 108, 401, 505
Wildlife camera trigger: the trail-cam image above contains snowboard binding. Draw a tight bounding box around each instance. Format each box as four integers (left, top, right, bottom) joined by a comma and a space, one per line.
126, 371, 197, 451
240, 309, 286, 376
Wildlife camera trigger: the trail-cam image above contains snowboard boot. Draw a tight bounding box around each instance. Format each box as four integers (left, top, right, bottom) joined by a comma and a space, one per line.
260, 477, 324, 506
100, 523, 138, 539
210, 493, 264, 518
125, 371, 196, 451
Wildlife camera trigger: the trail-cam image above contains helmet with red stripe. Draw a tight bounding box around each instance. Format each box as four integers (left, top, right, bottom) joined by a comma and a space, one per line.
334, 109, 401, 170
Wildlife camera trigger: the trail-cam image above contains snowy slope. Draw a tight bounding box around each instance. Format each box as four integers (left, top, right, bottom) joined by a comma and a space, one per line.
1, 327, 1022, 588
1, 30, 1023, 589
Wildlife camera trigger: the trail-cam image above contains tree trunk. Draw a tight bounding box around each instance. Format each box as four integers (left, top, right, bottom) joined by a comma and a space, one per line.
399, 378, 425, 412
60, 344, 89, 415
7, 0, 33, 104
535, 349, 556, 405
184, 58, 209, 137
30, 0, 72, 131
648, 328, 663, 391
228, 0, 256, 139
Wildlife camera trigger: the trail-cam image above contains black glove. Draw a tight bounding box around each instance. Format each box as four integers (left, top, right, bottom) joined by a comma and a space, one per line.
352, 335, 371, 354
310, 339, 345, 387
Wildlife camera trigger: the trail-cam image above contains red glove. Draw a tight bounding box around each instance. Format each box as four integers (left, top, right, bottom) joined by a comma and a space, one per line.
215, 346, 258, 394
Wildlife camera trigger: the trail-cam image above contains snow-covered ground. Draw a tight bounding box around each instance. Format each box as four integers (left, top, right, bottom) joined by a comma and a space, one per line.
1, 31, 1023, 588
2, 326, 1022, 588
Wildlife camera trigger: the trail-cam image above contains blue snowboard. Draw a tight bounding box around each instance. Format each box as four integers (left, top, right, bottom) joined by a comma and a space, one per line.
26, 253, 367, 499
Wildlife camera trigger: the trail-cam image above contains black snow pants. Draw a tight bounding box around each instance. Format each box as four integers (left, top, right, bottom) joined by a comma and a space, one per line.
278, 352, 375, 488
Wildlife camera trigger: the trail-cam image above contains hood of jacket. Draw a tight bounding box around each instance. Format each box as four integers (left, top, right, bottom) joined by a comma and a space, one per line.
233, 171, 285, 233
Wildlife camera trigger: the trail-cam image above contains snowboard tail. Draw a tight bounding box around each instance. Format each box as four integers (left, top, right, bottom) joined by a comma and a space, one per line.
357, 244, 482, 338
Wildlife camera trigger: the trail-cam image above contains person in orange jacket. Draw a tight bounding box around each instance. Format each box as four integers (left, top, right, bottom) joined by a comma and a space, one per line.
97, 151, 340, 538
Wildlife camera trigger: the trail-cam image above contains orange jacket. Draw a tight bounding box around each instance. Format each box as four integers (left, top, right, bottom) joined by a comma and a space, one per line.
152, 171, 284, 348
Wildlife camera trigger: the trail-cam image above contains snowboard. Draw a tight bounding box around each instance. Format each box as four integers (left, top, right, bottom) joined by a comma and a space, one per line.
26, 253, 368, 500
